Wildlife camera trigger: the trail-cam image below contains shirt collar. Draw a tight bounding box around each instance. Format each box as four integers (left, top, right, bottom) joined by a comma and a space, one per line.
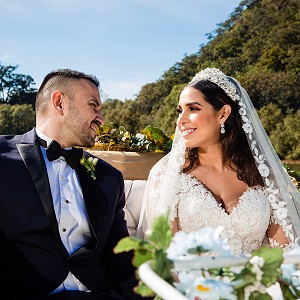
35, 129, 72, 150
36, 129, 53, 148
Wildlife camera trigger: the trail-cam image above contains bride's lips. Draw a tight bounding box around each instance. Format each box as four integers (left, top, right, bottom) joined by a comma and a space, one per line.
181, 128, 196, 137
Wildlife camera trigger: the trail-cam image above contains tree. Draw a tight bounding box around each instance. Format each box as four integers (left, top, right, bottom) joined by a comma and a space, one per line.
270, 109, 300, 159
152, 84, 185, 136
11, 104, 36, 134
98, 0, 300, 159
0, 63, 37, 105
0, 104, 13, 134
237, 69, 300, 110
0, 104, 35, 135
257, 103, 283, 135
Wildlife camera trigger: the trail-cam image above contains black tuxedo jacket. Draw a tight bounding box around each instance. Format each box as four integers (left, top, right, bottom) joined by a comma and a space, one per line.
0, 129, 140, 300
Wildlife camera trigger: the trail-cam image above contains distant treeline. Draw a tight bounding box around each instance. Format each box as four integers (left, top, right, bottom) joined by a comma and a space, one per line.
0, 0, 299, 159
101, 0, 300, 159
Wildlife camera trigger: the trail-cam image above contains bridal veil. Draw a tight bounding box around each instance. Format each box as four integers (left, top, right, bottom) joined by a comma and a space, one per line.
137, 68, 300, 249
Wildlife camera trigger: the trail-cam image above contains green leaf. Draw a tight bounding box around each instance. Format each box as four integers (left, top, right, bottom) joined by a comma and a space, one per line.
132, 249, 153, 268
279, 279, 299, 300
119, 125, 127, 133
151, 129, 164, 141
134, 281, 155, 297
143, 125, 165, 142
252, 247, 283, 286
114, 236, 142, 253
166, 140, 173, 151
143, 125, 153, 133
249, 291, 272, 300
152, 250, 173, 281
235, 288, 245, 300
234, 270, 256, 289
147, 211, 172, 250
102, 123, 113, 134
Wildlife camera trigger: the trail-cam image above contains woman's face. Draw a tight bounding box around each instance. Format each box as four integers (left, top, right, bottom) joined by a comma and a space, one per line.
177, 86, 222, 149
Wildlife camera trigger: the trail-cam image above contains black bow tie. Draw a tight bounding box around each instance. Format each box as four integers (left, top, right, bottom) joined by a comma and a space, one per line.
40, 139, 83, 169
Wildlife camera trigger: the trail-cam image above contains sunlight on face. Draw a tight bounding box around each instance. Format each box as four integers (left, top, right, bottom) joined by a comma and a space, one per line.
63, 79, 104, 147
177, 86, 221, 149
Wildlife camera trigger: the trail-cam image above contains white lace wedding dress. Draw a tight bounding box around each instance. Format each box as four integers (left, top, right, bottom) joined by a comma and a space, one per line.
173, 173, 270, 256
138, 153, 298, 254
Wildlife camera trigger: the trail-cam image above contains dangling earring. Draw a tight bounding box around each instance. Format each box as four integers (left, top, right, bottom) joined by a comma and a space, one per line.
221, 123, 225, 134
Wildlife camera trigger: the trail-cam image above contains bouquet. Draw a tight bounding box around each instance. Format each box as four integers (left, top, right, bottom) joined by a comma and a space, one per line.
114, 212, 300, 300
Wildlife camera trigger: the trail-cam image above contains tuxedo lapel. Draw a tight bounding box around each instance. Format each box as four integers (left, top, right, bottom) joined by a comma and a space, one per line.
16, 132, 61, 242
76, 163, 100, 246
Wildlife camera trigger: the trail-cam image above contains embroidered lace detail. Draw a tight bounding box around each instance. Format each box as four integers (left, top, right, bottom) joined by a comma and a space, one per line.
237, 89, 299, 248
174, 174, 272, 255
269, 237, 293, 252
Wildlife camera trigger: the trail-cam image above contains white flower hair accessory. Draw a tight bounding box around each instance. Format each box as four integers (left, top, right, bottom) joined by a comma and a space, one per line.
189, 68, 241, 102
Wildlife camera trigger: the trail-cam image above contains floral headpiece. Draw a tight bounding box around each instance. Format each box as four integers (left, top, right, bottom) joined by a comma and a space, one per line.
189, 68, 241, 102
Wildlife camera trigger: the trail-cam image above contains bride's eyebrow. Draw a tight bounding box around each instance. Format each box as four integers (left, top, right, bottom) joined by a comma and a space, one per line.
186, 101, 203, 107
177, 102, 203, 109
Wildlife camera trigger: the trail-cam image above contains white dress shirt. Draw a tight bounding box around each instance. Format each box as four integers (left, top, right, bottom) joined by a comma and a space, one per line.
36, 130, 91, 293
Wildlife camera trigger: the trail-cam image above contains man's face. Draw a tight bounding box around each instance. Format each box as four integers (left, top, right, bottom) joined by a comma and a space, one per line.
63, 79, 104, 148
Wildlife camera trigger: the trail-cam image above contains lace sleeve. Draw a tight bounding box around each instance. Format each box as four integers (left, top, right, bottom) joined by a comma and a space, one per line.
267, 198, 296, 252
267, 223, 292, 252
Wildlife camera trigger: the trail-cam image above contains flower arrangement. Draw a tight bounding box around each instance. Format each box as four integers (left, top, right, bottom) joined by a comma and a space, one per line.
114, 212, 300, 300
92, 122, 173, 153
80, 156, 98, 180
284, 164, 300, 191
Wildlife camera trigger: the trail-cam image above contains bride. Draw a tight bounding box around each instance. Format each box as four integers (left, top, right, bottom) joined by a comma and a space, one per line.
137, 68, 300, 255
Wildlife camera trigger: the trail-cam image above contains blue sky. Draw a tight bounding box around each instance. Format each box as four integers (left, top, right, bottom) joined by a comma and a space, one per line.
0, 0, 241, 100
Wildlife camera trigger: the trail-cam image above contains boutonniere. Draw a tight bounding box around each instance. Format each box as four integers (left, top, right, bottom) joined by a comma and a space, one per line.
80, 156, 98, 180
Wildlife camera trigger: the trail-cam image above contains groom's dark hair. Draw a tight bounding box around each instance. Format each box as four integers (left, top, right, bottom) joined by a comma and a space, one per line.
36, 69, 99, 114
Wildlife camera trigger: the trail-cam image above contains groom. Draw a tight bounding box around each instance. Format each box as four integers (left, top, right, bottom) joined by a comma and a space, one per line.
0, 69, 145, 300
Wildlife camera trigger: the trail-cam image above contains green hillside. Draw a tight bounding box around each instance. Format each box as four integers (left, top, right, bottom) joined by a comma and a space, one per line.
101, 0, 300, 159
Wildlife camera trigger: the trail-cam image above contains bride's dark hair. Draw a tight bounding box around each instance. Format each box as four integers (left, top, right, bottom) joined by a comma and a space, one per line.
183, 80, 264, 187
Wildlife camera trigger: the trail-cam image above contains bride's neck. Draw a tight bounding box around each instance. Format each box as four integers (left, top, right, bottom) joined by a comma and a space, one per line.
197, 144, 226, 170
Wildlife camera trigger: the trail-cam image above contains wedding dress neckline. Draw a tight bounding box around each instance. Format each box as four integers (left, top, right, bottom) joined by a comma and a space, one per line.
176, 172, 271, 255
184, 173, 261, 216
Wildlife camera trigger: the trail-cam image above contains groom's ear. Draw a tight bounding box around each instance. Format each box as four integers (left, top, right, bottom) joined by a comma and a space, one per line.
219, 104, 232, 123
51, 90, 64, 116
